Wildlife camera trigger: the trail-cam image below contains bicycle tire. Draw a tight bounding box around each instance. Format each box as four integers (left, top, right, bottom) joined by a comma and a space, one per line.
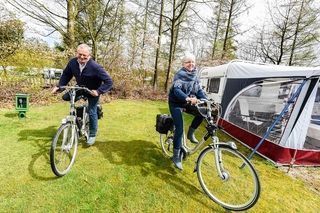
159, 130, 174, 158
50, 123, 78, 177
196, 145, 260, 211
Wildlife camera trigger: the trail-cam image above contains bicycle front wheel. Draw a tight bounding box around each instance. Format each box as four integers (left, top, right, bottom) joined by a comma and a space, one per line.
196, 145, 260, 211
159, 130, 174, 158
50, 123, 78, 177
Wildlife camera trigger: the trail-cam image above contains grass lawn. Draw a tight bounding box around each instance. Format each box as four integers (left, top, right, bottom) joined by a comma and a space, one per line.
0, 99, 319, 212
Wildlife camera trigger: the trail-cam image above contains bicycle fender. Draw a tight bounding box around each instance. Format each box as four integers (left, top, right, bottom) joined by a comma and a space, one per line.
217, 142, 238, 150
193, 146, 213, 173
193, 142, 237, 173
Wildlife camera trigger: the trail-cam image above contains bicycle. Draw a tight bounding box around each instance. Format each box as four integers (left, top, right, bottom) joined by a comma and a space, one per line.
157, 100, 261, 211
50, 85, 92, 177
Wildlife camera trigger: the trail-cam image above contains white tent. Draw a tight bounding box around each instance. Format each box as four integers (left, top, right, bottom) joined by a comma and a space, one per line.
200, 60, 320, 166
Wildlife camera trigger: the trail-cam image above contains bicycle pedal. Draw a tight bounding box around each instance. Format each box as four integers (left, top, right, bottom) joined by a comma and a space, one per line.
180, 147, 188, 160
193, 165, 198, 173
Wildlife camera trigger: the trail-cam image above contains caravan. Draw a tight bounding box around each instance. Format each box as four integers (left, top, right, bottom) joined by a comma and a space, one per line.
200, 60, 320, 166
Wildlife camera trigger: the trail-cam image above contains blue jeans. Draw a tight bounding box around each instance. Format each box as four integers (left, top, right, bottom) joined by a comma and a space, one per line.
87, 96, 99, 137
62, 92, 100, 137
169, 102, 204, 150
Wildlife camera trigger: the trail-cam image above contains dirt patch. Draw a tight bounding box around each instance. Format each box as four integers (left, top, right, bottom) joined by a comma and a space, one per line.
279, 167, 320, 195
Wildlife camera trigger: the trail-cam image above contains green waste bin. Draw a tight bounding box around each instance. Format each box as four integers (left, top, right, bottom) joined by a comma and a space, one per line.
15, 93, 29, 118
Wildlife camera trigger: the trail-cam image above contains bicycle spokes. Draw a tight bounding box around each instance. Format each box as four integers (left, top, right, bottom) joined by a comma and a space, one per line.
197, 147, 260, 211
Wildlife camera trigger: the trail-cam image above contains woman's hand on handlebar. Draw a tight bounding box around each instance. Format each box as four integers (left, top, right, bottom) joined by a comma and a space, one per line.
186, 96, 198, 105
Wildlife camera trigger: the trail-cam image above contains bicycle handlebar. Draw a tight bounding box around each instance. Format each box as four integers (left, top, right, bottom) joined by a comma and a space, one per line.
59, 85, 92, 94
193, 99, 221, 122
196, 99, 213, 105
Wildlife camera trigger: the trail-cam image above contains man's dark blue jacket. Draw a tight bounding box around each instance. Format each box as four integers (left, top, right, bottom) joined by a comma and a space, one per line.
59, 58, 113, 94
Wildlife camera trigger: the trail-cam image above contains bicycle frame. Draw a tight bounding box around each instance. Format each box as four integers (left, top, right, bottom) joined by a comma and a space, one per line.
183, 100, 239, 179
182, 100, 230, 155
50, 85, 92, 177
60, 86, 91, 136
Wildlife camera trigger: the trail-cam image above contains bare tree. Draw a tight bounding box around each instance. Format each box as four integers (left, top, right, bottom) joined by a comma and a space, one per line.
76, 0, 114, 61
163, 0, 191, 91
140, 0, 150, 71
255, 0, 319, 66
128, 12, 141, 69
8, 0, 78, 54
288, 0, 319, 65
100, 0, 127, 71
220, 0, 250, 59
211, 0, 224, 59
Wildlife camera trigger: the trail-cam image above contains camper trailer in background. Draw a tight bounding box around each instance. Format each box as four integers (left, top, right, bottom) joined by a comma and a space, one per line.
43, 68, 63, 87
200, 60, 320, 166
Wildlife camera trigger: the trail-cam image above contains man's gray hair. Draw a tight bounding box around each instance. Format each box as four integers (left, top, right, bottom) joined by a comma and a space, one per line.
77, 43, 92, 55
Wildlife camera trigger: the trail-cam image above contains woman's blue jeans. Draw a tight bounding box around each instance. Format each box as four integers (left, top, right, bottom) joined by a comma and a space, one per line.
169, 103, 203, 150
62, 92, 99, 137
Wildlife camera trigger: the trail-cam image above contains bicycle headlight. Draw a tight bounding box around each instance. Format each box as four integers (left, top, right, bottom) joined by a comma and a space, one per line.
61, 118, 67, 124
227, 142, 237, 150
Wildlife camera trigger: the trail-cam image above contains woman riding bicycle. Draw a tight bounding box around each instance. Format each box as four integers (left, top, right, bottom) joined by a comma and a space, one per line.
168, 53, 207, 170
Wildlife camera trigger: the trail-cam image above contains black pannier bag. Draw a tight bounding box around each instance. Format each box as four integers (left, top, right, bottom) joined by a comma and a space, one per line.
156, 114, 173, 134
97, 104, 103, 119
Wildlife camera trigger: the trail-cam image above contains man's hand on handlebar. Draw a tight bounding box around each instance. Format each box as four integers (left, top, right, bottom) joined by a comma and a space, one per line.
90, 90, 99, 97
51, 86, 60, 94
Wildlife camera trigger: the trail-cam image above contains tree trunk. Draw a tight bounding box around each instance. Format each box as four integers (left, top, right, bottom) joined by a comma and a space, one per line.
212, 0, 222, 59
153, 0, 164, 90
140, 0, 150, 71
289, 0, 304, 66
67, 0, 76, 56
221, 0, 234, 59
92, 39, 98, 61
164, 0, 177, 92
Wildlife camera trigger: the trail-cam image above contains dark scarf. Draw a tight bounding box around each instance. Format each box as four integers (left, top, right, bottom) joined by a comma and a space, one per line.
172, 67, 201, 96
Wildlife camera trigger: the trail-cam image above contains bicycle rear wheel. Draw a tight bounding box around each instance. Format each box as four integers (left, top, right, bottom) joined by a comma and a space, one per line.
159, 130, 174, 158
50, 123, 78, 177
196, 145, 260, 211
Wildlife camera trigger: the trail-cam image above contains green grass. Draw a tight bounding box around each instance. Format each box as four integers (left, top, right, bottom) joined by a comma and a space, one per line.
0, 99, 319, 212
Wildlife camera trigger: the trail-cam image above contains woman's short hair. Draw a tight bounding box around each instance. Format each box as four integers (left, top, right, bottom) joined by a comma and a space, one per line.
182, 53, 196, 64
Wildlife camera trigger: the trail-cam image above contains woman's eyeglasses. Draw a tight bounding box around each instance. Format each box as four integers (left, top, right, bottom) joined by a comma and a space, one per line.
184, 61, 195, 64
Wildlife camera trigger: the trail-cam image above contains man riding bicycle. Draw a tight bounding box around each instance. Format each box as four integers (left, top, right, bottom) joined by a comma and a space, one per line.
52, 43, 113, 146
168, 53, 207, 170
